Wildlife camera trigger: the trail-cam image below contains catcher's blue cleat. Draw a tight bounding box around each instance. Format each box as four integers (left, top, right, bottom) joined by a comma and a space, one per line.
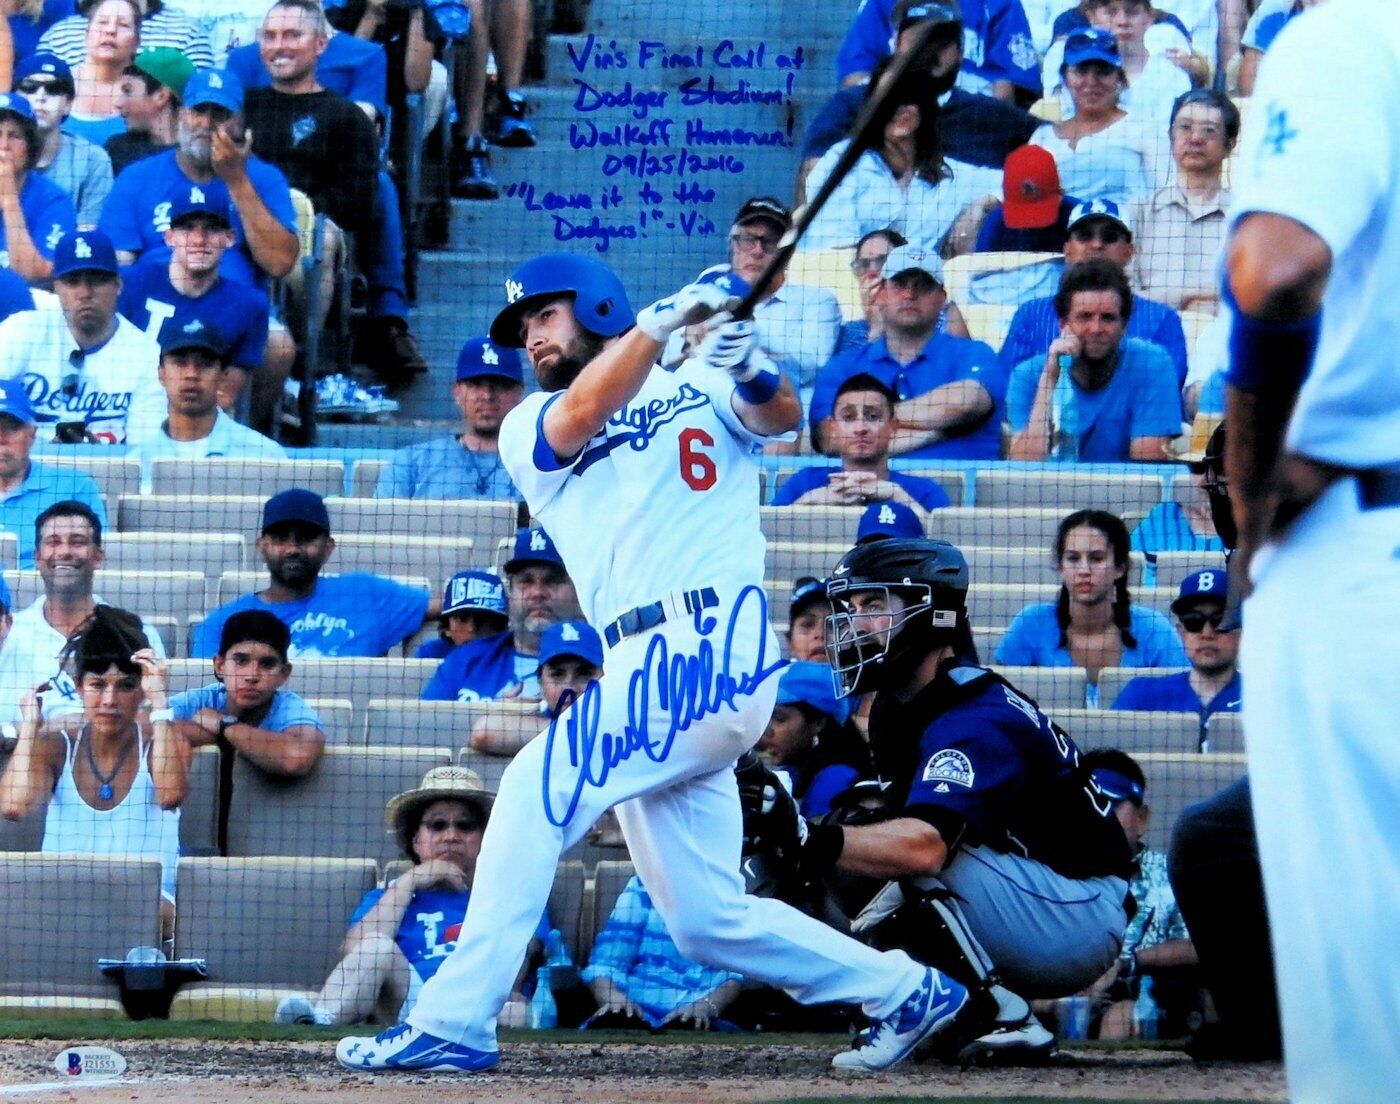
336, 1023, 499, 1073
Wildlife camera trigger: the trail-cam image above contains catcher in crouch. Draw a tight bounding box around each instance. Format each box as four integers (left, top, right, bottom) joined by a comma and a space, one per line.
741, 537, 1135, 1063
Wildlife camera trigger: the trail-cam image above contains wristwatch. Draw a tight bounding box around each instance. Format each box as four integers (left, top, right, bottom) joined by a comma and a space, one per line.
216, 714, 240, 739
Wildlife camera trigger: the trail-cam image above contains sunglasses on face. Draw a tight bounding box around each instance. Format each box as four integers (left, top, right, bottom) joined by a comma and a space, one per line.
17, 80, 66, 95
851, 254, 889, 274
1069, 223, 1128, 245
422, 817, 480, 833
1179, 610, 1227, 633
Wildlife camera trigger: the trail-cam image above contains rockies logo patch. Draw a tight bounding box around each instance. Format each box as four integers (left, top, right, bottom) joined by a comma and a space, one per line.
922, 749, 974, 788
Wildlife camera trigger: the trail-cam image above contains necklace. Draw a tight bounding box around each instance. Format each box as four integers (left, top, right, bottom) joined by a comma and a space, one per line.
83, 727, 135, 802
458, 437, 504, 496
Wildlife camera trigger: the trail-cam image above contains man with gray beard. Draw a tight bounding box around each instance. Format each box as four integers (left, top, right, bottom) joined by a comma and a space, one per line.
99, 68, 299, 289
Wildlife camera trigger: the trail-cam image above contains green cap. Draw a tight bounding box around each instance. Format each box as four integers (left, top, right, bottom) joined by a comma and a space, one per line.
132, 47, 196, 99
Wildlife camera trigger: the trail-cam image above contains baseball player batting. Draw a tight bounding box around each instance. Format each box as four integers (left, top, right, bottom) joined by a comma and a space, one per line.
336, 255, 972, 1073
1220, 1, 1399, 1099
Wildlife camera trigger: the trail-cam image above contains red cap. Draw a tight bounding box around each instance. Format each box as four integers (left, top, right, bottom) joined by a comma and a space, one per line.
1001, 145, 1063, 230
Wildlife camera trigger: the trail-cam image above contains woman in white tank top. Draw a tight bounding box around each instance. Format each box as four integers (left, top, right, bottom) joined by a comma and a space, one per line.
0, 606, 190, 940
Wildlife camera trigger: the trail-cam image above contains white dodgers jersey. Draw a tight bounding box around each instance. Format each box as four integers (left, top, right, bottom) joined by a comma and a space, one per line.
1229, 0, 1400, 469
499, 358, 789, 630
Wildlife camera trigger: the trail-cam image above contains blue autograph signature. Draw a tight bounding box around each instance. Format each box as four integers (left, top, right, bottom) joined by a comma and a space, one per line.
541, 585, 783, 826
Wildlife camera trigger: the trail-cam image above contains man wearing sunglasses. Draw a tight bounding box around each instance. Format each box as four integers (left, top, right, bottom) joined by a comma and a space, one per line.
1111, 568, 1240, 748
662, 196, 840, 406
999, 198, 1189, 389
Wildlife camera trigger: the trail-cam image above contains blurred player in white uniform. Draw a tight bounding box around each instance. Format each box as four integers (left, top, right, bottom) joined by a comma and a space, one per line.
337, 254, 971, 1074
1221, 2, 1400, 1099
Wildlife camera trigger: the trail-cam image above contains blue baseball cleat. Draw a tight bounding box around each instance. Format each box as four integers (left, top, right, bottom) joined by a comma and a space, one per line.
336, 1023, 499, 1073
831, 968, 970, 1072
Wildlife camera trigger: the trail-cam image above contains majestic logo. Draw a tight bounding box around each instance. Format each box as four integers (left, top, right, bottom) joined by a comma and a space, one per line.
529, 529, 548, 552
922, 749, 974, 788
480, 343, 499, 365
505, 278, 525, 303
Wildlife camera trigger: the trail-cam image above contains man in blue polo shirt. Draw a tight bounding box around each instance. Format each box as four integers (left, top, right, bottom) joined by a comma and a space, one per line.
810, 246, 1004, 461
100, 69, 299, 289
194, 488, 434, 658
0, 377, 106, 567
1113, 568, 1241, 749
117, 184, 275, 420
0, 91, 74, 285
1006, 260, 1180, 462
421, 526, 582, 702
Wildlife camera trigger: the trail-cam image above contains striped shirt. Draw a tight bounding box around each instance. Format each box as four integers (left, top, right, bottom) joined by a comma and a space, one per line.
37, 8, 214, 68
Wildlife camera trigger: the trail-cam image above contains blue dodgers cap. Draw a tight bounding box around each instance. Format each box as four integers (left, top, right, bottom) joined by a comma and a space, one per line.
537, 620, 603, 670
455, 335, 522, 383
1068, 197, 1133, 238
504, 525, 563, 573
159, 318, 231, 360
183, 68, 244, 113
1063, 27, 1123, 71
776, 660, 852, 726
261, 487, 331, 535
14, 50, 73, 89
441, 570, 508, 619
52, 229, 119, 279
0, 378, 36, 426
168, 182, 233, 228
1172, 567, 1229, 614
0, 92, 36, 125
856, 501, 925, 544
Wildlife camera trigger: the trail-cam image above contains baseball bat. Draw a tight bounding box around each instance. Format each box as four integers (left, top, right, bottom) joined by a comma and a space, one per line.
732, 18, 945, 320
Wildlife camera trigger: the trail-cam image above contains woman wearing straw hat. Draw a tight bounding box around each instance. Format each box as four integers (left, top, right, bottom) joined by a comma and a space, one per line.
275, 765, 547, 1027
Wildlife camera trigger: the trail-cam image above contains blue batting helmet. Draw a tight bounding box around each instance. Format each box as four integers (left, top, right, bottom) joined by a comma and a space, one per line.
489, 253, 636, 347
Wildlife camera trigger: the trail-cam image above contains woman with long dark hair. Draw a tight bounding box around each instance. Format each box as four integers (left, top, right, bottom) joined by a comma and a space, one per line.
0, 604, 187, 937
800, 65, 1002, 255
996, 509, 1184, 685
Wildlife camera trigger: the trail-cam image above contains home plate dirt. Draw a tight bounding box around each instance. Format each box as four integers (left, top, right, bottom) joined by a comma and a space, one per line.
0, 1038, 1287, 1103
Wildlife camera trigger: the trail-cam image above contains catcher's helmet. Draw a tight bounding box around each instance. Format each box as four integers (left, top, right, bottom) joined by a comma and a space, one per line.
825, 537, 970, 698
489, 253, 636, 347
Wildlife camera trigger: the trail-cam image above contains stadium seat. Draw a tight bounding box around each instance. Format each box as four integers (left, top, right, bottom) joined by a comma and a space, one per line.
0, 533, 17, 570
329, 536, 475, 595
923, 508, 1072, 549
549, 860, 591, 966
103, 532, 246, 580
169, 856, 378, 1022
350, 459, 387, 498
971, 626, 1004, 661
401, 625, 438, 657
149, 458, 346, 499
992, 666, 1089, 711
972, 470, 1166, 515
1203, 713, 1244, 754
0, 747, 44, 852
764, 542, 849, 584
782, 247, 862, 320
361, 698, 540, 752
1056, 708, 1201, 754
224, 746, 449, 864
1149, 551, 1228, 592
145, 616, 186, 659
1136, 753, 1245, 851
0, 854, 162, 1017
958, 302, 1017, 348
965, 582, 1060, 629
1180, 308, 1216, 353
180, 746, 221, 858
457, 748, 511, 792
303, 699, 355, 744
328, 499, 519, 546
940, 251, 1063, 307
1096, 666, 1187, 709
586, 859, 637, 965
4, 570, 207, 628
37, 455, 140, 510
280, 659, 440, 710
120, 495, 267, 535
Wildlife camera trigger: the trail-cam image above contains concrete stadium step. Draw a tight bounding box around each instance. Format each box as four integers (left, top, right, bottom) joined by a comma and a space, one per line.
575, 0, 848, 44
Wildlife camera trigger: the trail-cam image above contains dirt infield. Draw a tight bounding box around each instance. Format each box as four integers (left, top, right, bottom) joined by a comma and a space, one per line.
0, 1036, 1287, 1103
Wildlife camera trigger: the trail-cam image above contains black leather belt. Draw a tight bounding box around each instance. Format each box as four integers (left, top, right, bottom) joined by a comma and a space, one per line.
1357, 467, 1400, 511
603, 588, 719, 648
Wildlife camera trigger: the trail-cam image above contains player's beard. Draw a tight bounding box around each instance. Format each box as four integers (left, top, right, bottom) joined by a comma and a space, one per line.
536, 329, 607, 391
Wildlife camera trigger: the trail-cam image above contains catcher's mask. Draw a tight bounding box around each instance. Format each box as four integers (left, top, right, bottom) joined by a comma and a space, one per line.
825, 537, 969, 698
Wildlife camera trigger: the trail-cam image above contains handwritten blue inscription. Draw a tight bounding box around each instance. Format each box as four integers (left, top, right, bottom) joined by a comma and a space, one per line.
540, 586, 784, 827
509, 35, 806, 253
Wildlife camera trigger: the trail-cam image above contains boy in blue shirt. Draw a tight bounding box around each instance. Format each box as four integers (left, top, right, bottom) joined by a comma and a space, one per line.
194, 488, 433, 658
1113, 568, 1240, 748
1007, 260, 1181, 462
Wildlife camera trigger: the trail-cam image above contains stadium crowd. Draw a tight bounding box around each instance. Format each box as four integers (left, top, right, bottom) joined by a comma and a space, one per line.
0, 0, 1292, 1061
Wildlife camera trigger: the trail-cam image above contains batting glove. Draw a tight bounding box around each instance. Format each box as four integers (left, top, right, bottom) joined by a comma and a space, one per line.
635, 270, 747, 341
696, 317, 755, 377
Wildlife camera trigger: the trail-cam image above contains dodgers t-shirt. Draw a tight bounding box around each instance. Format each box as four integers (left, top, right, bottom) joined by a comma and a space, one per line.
118, 260, 269, 368
193, 574, 428, 659
1, 174, 73, 270
100, 150, 297, 287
